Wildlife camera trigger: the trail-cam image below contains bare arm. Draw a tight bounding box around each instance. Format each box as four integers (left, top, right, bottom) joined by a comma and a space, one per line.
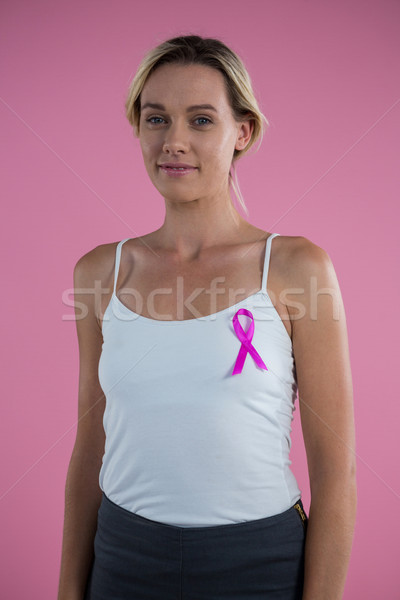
287, 239, 357, 600
57, 249, 109, 600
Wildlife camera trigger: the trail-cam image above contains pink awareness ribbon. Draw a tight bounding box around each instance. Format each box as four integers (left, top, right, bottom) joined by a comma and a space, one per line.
232, 308, 268, 375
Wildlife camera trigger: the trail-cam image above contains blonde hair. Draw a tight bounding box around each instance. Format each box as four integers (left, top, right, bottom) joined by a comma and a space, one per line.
125, 35, 268, 215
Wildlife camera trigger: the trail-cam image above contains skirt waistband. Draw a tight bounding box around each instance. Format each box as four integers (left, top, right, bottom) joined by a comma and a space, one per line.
99, 492, 308, 539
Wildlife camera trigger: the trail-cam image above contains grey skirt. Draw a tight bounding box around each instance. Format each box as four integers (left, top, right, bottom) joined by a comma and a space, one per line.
84, 493, 308, 600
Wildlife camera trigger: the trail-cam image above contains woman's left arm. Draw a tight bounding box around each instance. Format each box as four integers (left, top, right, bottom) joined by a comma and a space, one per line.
288, 238, 357, 600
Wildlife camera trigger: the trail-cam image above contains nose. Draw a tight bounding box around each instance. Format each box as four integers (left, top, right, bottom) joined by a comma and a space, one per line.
162, 120, 190, 154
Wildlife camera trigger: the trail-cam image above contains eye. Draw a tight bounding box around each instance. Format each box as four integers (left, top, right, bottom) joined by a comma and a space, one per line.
194, 117, 212, 126
146, 116, 165, 125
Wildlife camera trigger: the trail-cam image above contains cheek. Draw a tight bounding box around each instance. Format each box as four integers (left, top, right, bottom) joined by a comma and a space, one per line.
139, 134, 159, 159
138, 140, 159, 182
204, 134, 235, 171
139, 138, 151, 157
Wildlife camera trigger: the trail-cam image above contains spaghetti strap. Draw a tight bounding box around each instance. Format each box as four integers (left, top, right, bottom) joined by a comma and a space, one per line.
113, 238, 131, 296
261, 233, 280, 293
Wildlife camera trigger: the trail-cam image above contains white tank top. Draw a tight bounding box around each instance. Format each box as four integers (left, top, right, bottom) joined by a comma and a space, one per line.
98, 233, 301, 527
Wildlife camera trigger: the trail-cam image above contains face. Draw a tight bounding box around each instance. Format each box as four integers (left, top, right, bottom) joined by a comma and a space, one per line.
138, 63, 253, 205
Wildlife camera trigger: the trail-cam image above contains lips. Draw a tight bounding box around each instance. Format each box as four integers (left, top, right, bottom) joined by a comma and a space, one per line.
158, 163, 198, 178
159, 163, 197, 169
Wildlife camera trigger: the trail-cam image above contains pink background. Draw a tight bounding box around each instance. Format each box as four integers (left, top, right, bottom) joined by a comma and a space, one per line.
1, 0, 399, 597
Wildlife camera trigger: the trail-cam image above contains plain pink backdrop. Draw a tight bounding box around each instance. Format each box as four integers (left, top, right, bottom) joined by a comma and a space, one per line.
1, 0, 399, 598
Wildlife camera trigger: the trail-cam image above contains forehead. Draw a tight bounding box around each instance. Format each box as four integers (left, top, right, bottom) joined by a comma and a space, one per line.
140, 63, 230, 110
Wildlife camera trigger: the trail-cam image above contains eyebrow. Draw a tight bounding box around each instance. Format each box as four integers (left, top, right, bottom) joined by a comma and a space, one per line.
141, 102, 218, 113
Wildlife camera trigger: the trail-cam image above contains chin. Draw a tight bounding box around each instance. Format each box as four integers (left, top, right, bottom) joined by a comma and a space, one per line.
162, 190, 198, 203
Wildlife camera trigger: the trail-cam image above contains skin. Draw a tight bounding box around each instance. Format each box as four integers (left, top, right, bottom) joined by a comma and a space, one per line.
58, 63, 356, 599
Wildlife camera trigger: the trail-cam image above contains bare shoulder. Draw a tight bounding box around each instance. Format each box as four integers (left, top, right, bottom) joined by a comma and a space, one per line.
272, 235, 343, 330
275, 234, 335, 285
73, 234, 157, 281
72, 240, 123, 330
73, 240, 119, 288
276, 234, 330, 265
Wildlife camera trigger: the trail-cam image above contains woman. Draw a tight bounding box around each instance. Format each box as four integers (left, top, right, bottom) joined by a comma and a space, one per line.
58, 35, 356, 600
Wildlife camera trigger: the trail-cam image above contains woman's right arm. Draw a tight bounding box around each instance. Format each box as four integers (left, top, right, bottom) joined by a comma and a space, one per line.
57, 249, 109, 600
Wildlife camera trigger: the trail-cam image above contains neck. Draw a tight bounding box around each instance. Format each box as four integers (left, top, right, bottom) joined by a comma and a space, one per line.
156, 192, 251, 259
